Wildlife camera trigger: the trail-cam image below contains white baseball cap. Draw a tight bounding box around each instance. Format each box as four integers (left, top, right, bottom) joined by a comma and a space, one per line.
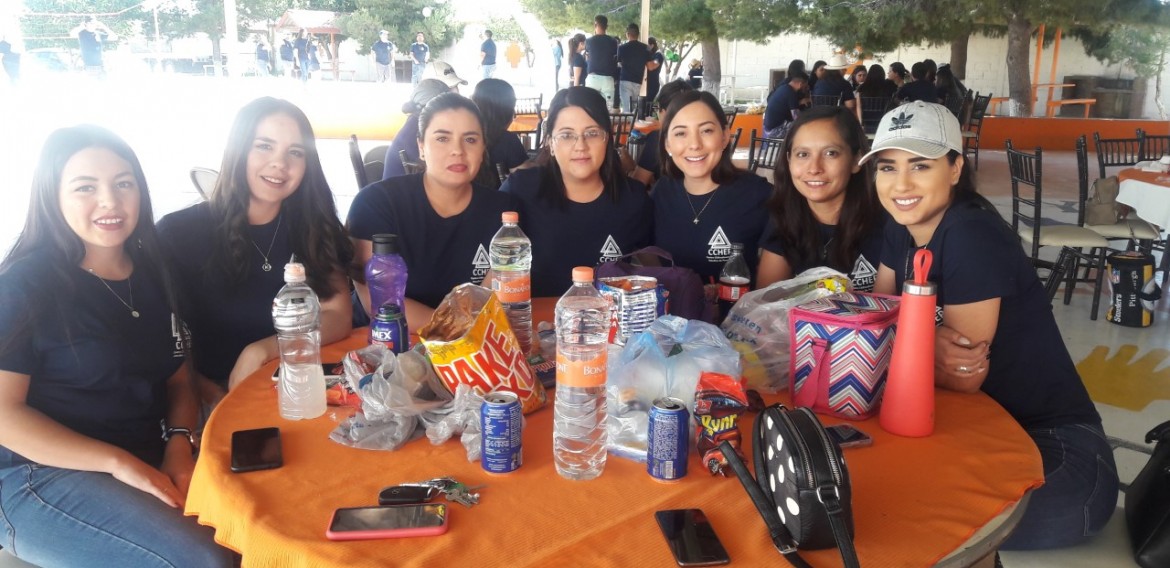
425, 60, 468, 87
858, 101, 963, 165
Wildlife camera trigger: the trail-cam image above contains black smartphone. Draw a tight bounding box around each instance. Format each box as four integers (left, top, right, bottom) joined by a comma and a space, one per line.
655, 509, 731, 567
825, 424, 874, 448
230, 427, 283, 473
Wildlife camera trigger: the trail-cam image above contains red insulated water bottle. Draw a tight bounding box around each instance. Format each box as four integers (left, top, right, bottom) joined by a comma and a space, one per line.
880, 248, 937, 437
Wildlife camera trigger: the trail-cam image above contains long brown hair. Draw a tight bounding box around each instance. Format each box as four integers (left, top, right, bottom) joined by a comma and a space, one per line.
208, 97, 352, 299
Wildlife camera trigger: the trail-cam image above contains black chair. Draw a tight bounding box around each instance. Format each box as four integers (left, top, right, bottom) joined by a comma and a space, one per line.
363, 161, 383, 186
857, 96, 892, 135
609, 112, 636, 147
630, 95, 655, 121
746, 129, 785, 175
496, 163, 509, 185
722, 106, 738, 129
1074, 134, 1161, 245
399, 149, 425, 174
1137, 128, 1170, 162
348, 135, 368, 189
1006, 140, 1110, 319
809, 94, 842, 107
963, 92, 991, 170
1093, 131, 1143, 180
364, 145, 389, 165
514, 95, 544, 151
728, 127, 742, 156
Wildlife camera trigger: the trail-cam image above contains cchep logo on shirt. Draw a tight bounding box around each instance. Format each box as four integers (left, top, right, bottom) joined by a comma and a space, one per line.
599, 235, 623, 263
851, 254, 877, 291
471, 244, 490, 285
706, 226, 732, 263
171, 314, 188, 359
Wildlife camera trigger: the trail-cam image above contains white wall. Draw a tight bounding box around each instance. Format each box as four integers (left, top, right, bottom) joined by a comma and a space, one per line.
717, 31, 1170, 119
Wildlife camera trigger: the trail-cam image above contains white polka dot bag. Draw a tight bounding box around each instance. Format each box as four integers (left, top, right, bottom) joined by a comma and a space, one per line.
720, 404, 860, 568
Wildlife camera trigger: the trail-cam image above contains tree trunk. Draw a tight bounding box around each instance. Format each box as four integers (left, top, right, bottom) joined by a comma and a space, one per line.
701, 36, 720, 96
1005, 14, 1032, 116
949, 34, 969, 79
1156, 48, 1166, 120
211, 37, 224, 76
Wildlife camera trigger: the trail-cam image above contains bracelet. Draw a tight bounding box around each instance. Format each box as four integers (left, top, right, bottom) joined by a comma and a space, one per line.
160, 419, 198, 449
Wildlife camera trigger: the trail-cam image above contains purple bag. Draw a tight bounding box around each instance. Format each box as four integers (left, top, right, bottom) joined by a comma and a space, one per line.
595, 246, 712, 322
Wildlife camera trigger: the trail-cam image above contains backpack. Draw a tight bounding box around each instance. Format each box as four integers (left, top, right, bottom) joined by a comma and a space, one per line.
1085, 176, 1121, 226
1106, 251, 1162, 327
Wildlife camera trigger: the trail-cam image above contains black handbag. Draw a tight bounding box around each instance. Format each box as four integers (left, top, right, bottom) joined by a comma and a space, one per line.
1127, 420, 1170, 568
721, 404, 860, 568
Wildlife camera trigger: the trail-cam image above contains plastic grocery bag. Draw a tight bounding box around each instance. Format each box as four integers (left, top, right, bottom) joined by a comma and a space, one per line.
329, 344, 454, 451
721, 267, 850, 393
605, 315, 742, 462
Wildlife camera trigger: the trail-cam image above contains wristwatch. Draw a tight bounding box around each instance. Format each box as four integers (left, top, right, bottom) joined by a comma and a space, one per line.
160, 419, 198, 449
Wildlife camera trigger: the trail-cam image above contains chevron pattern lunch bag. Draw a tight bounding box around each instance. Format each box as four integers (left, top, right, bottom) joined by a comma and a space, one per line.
789, 292, 900, 420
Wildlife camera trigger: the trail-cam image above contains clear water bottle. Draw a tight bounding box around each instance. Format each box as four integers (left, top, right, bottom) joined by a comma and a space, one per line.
717, 243, 750, 324
489, 211, 533, 354
365, 233, 409, 343
553, 267, 609, 480
272, 261, 326, 420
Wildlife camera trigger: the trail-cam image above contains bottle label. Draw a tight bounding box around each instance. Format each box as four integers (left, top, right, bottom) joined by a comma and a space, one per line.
718, 284, 749, 302
492, 276, 531, 303
556, 350, 607, 388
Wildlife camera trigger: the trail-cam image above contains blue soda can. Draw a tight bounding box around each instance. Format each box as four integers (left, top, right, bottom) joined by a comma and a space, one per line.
480, 392, 523, 474
370, 303, 408, 354
647, 397, 689, 482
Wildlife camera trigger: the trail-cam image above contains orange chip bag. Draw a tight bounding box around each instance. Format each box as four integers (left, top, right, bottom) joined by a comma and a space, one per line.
419, 284, 547, 414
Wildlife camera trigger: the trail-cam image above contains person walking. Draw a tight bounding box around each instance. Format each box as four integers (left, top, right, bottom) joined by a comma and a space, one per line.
254, 37, 270, 77
480, 30, 497, 79
584, 15, 619, 109
551, 38, 563, 91
410, 32, 429, 86
645, 37, 664, 102
616, 23, 649, 113
71, 17, 116, 77
279, 35, 295, 78
372, 30, 395, 83
293, 29, 310, 83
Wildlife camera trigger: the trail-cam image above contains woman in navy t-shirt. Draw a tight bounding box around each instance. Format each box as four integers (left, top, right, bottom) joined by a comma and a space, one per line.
651, 90, 772, 284
0, 126, 230, 566
867, 102, 1117, 550
757, 106, 884, 291
472, 78, 529, 188
382, 79, 451, 180
158, 97, 354, 398
500, 86, 652, 297
349, 93, 514, 330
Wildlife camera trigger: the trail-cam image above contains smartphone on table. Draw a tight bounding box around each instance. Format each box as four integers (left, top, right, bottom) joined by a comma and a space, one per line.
825, 424, 874, 449
230, 427, 283, 473
326, 504, 449, 541
655, 509, 730, 566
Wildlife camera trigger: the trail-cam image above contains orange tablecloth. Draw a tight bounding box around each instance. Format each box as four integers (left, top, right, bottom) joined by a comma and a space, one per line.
1118, 168, 1170, 186
508, 115, 541, 133
187, 311, 1042, 567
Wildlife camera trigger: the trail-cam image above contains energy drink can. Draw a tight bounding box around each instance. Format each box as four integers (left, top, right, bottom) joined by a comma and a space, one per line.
480, 392, 523, 474
370, 303, 408, 354
647, 397, 689, 482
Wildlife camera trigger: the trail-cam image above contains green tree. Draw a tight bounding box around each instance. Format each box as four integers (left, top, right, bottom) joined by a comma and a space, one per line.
337, 0, 463, 56
20, 0, 145, 49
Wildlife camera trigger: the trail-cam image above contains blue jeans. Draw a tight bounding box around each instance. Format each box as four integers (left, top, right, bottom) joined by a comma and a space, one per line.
0, 464, 232, 567
1000, 423, 1119, 550
412, 63, 424, 85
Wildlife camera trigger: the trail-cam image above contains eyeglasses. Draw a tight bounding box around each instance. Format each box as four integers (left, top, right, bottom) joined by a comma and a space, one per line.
551, 129, 607, 146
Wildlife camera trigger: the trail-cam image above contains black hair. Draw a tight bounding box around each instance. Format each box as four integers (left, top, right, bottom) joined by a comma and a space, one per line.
626, 23, 639, 36
535, 86, 624, 209
910, 62, 926, 81
595, 15, 608, 29
655, 79, 694, 111
788, 70, 809, 82
417, 92, 484, 142
923, 58, 938, 81
857, 64, 888, 97
648, 37, 658, 50
888, 62, 908, 81
658, 90, 739, 185
787, 59, 806, 78
472, 79, 517, 189
767, 106, 880, 274
484, 30, 492, 38
209, 97, 353, 300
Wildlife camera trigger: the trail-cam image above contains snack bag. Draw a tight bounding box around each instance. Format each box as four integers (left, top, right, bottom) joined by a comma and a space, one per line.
419, 284, 547, 414
693, 371, 748, 475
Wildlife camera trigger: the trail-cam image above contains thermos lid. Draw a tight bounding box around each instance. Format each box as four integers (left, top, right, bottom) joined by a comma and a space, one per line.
372, 234, 400, 255
903, 281, 937, 296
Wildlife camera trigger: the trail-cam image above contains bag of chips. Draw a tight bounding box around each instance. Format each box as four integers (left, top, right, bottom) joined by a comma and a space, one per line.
419, 284, 547, 414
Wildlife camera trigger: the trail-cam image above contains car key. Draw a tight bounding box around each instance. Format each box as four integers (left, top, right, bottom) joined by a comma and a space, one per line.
378, 485, 438, 505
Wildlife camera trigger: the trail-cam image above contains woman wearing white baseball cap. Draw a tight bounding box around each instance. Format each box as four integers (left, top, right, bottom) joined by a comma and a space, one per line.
868, 101, 1119, 550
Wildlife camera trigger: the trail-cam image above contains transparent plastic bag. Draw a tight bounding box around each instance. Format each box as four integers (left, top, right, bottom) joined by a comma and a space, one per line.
721, 267, 850, 393
424, 384, 486, 462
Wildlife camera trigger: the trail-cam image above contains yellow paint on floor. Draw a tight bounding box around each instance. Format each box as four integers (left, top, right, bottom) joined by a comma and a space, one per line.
1078, 345, 1170, 411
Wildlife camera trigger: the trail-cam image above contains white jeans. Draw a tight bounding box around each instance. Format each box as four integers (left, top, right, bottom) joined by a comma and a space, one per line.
620, 81, 642, 113
585, 73, 616, 109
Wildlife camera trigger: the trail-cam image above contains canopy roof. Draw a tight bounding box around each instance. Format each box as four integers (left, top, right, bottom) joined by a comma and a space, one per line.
275, 10, 341, 35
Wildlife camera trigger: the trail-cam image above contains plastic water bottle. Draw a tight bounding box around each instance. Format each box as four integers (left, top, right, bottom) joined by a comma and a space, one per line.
365, 233, 409, 342
717, 243, 750, 324
489, 212, 533, 354
553, 267, 609, 480
272, 261, 326, 420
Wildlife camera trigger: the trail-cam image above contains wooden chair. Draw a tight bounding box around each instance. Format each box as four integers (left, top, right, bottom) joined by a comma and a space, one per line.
348, 135, 368, 188
746, 129, 785, 175
722, 106, 738, 129
1074, 134, 1161, 246
809, 94, 842, 107
728, 127, 743, 155
514, 95, 544, 151
1093, 131, 1143, 180
189, 167, 218, 200
1137, 128, 1170, 162
962, 92, 991, 170
399, 149, 425, 174
1006, 140, 1110, 319
858, 96, 892, 135
609, 112, 636, 147
630, 95, 655, 121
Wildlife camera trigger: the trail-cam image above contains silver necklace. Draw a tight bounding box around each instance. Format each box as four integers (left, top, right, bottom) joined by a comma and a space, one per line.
686, 188, 718, 225
250, 214, 282, 272
88, 269, 139, 318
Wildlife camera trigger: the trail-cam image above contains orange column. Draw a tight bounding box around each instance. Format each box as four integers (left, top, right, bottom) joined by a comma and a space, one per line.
1046, 28, 1062, 116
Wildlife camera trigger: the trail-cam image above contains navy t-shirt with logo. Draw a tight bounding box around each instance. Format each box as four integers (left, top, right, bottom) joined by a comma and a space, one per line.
0, 258, 182, 469
410, 42, 429, 65
651, 173, 772, 282
758, 215, 885, 291
880, 200, 1100, 430
500, 167, 652, 297
348, 174, 515, 308
373, 40, 393, 65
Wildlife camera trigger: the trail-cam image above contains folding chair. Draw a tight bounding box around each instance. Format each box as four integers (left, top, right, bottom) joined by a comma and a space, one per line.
630, 95, 655, 121
727, 127, 743, 155
609, 112, 636, 147
1093, 131, 1143, 180
1006, 140, 1110, 319
963, 93, 991, 170
746, 129, 784, 175
1137, 128, 1170, 162
858, 96, 892, 135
